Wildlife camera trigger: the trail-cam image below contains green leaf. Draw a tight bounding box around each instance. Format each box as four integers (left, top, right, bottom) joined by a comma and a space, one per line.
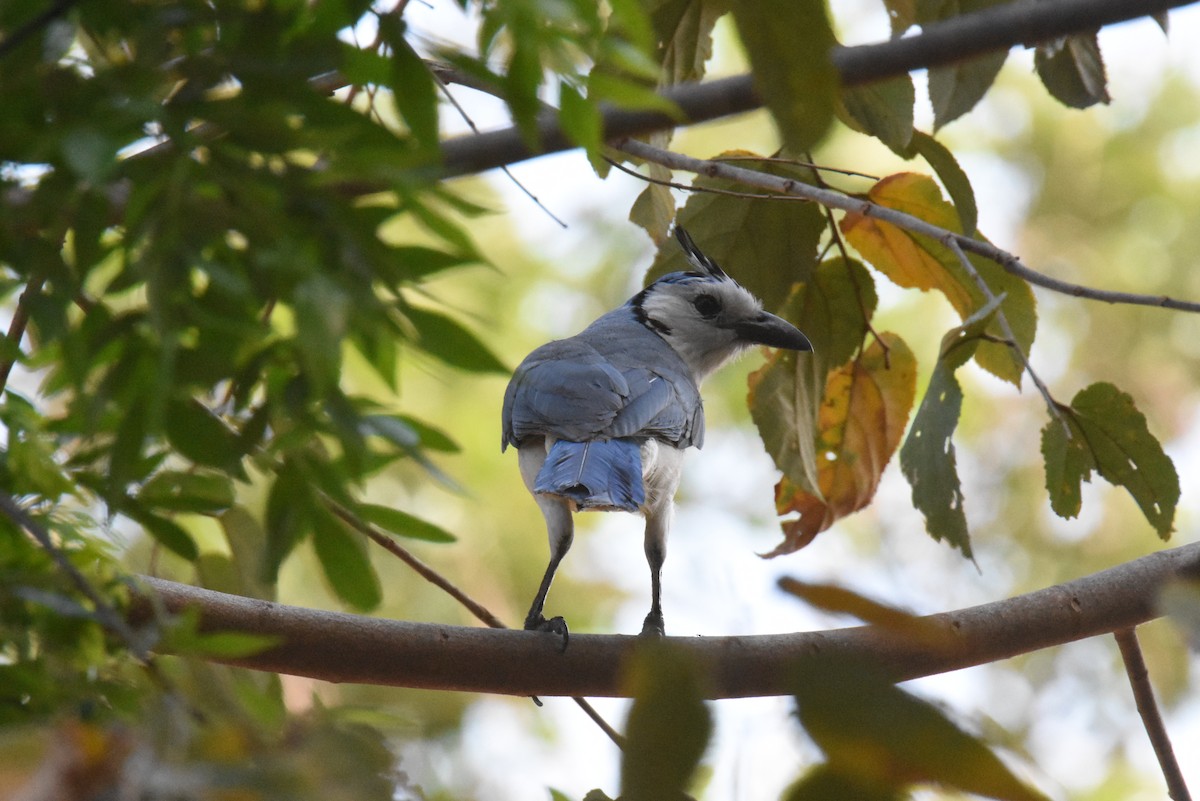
357, 503, 456, 543
138, 470, 235, 515
401, 304, 507, 373
794, 655, 1048, 801
929, 50, 1006, 129
389, 35, 440, 153
621, 644, 712, 801
131, 508, 199, 561
264, 462, 311, 581
899, 295, 1004, 559
294, 273, 349, 394
785, 764, 902, 801
311, 502, 382, 611
841, 75, 915, 153
219, 506, 276, 601
1042, 383, 1179, 539
648, 0, 730, 85
727, 0, 837, 153
629, 166, 676, 243
646, 157, 827, 310
1034, 34, 1110, 109
559, 82, 605, 172
906, 130, 978, 236
165, 398, 246, 476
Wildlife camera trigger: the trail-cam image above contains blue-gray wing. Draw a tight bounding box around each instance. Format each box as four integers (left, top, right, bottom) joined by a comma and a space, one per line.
502, 340, 702, 449
502, 339, 630, 449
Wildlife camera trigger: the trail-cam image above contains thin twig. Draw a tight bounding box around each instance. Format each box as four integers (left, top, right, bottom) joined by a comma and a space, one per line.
326, 499, 626, 748
1114, 627, 1192, 801
430, 62, 568, 228
944, 236, 1068, 433
604, 157, 811, 202
0, 493, 148, 658
0, 273, 46, 395
714, 154, 879, 182
615, 138, 1200, 315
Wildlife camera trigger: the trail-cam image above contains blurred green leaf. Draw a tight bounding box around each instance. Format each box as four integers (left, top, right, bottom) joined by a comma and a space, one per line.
294, 273, 349, 395
138, 470, 234, 515
165, 398, 246, 477
784, 764, 902, 801
311, 502, 382, 611
794, 656, 1048, 801
402, 304, 507, 373
386, 31, 440, 154
130, 507, 199, 561
727, 0, 837, 153
264, 461, 312, 582
1042, 382, 1179, 539
621, 644, 712, 801
900, 295, 1004, 558
648, 0, 729, 85
357, 503, 456, 543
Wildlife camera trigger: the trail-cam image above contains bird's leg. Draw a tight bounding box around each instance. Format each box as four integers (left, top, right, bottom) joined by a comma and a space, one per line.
640, 515, 668, 637
524, 505, 573, 650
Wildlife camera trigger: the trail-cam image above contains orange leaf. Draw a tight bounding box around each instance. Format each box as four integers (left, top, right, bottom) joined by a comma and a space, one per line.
765, 333, 916, 557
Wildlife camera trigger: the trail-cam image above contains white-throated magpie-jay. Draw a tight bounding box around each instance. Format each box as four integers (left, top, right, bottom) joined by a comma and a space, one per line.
502, 226, 812, 641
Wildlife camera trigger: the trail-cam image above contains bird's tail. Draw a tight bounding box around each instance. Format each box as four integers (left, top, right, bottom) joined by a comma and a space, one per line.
534, 439, 645, 512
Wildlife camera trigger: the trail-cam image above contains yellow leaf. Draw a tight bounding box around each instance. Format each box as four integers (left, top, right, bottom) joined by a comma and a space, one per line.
765, 333, 916, 557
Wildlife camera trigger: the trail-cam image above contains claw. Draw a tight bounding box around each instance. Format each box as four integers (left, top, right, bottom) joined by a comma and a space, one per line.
525, 613, 570, 651
640, 610, 665, 638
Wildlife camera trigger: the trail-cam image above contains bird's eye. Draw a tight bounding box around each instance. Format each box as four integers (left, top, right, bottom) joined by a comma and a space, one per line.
693, 294, 721, 318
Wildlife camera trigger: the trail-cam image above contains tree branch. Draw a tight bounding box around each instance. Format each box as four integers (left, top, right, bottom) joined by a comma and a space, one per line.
1115, 627, 1192, 801
128, 543, 1198, 699
436, 0, 1199, 177
617, 138, 1200, 314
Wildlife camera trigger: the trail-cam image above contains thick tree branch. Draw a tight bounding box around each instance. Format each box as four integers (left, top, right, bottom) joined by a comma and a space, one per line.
129, 543, 1198, 699
437, 0, 1198, 177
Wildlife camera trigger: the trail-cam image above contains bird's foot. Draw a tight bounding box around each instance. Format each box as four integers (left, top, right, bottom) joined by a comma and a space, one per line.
640, 610, 665, 638
524, 613, 569, 651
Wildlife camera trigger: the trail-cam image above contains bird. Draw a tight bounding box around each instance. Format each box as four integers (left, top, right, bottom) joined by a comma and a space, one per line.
501, 225, 813, 643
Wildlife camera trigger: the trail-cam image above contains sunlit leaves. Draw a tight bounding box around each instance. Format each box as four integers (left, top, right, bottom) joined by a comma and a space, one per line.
728, 0, 837, 154
621, 645, 712, 801
1042, 383, 1179, 539
357, 503, 456, 543
1035, 34, 1111, 109
900, 296, 1004, 558
792, 656, 1048, 801
752, 333, 916, 556
841, 172, 1036, 385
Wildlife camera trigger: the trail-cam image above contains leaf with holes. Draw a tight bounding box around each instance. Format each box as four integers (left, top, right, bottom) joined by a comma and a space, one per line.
1042, 383, 1178, 539
900, 295, 1004, 559
761, 333, 916, 557
841, 172, 1036, 385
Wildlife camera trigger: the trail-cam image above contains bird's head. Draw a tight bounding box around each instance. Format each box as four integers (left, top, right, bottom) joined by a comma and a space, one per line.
631, 226, 813, 380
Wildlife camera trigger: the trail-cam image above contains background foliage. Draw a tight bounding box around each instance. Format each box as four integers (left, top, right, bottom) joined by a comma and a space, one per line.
0, 0, 1197, 799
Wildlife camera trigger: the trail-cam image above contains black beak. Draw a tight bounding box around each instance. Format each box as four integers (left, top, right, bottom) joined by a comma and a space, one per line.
733, 311, 813, 351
